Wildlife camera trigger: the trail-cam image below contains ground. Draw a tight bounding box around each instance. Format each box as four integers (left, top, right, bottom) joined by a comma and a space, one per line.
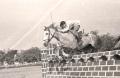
0, 66, 42, 78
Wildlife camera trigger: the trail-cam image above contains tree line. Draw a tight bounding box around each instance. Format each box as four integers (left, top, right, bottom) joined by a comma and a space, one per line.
0, 47, 42, 65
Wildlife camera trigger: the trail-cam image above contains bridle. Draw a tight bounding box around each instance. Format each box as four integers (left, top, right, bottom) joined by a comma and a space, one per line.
44, 27, 59, 44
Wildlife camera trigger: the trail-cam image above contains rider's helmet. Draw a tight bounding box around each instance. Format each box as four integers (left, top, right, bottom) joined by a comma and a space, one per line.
60, 21, 66, 28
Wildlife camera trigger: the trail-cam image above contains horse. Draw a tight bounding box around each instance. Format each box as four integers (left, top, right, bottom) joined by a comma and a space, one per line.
43, 23, 100, 55
43, 23, 79, 58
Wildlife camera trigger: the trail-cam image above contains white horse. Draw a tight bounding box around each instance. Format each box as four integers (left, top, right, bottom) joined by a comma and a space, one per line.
43, 22, 99, 55
43, 23, 79, 49
43, 21, 81, 58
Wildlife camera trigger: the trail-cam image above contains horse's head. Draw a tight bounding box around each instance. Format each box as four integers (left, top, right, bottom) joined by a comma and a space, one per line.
43, 24, 57, 47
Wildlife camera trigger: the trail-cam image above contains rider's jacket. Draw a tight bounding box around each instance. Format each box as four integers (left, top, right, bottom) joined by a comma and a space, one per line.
58, 20, 80, 33
58, 24, 69, 33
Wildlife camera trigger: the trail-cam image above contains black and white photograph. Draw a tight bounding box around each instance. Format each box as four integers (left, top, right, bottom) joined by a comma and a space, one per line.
0, 0, 120, 78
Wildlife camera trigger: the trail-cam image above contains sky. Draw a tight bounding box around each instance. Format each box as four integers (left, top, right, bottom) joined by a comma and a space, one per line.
0, 0, 120, 50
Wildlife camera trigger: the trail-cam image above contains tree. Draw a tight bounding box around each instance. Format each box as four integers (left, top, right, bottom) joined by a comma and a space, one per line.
20, 47, 41, 63
99, 33, 116, 51
0, 50, 5, 65
5, 50, 17, 64
14, 53, 24, 63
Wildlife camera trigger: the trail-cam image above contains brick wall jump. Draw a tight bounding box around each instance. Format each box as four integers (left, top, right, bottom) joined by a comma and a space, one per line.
41, 49, 120, 78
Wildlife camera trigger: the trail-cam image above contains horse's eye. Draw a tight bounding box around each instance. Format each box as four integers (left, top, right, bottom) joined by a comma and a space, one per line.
46, 33, 49, 35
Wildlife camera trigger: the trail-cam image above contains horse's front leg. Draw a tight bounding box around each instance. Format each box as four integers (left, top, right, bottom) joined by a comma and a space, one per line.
55, 46, 62, 59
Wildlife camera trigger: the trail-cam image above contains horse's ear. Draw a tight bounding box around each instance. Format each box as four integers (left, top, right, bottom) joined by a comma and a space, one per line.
44, 26, 47, 30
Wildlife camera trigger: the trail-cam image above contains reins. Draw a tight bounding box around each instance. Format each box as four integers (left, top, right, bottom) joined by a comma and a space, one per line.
46, 27, 60, 44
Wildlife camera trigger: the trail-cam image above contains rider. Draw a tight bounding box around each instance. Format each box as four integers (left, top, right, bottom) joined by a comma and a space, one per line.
58, 20, 80, 42
58, 21, 69, 33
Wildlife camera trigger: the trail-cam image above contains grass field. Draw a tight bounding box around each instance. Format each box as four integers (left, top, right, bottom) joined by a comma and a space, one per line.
0, 66, 42, 78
